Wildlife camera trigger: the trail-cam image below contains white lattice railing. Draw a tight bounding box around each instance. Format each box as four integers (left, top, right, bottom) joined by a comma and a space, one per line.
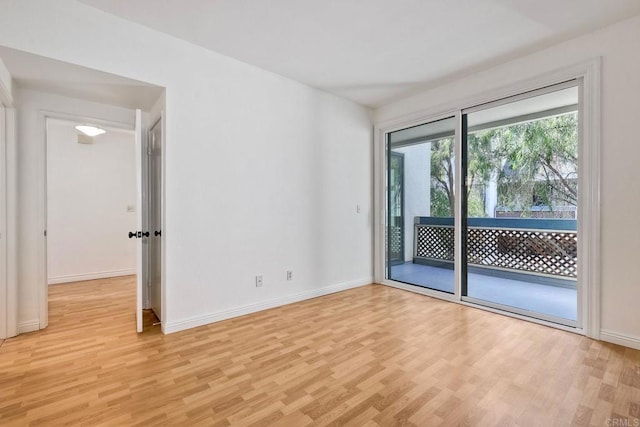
414, 217, 577, 279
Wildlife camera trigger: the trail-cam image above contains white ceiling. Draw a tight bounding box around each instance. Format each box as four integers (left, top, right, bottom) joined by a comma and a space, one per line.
77, 0, 640, 107
0, 46, 163, 110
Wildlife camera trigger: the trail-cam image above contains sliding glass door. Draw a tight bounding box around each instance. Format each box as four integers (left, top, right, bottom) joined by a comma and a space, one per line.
461, 83, 579, 326
387, 117, 456, 293
385, 81, 580, 327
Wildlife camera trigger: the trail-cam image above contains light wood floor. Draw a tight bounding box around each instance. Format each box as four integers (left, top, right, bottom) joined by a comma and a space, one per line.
1, 277, 639, 426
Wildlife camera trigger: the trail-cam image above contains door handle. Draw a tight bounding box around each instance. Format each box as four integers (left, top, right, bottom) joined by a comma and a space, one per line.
129, 231, 150, 238
154, 230, 162, 237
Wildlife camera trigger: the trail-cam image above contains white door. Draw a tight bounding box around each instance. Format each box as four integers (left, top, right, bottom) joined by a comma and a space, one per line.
148, 119, 162, 322
134, 109, 144, 332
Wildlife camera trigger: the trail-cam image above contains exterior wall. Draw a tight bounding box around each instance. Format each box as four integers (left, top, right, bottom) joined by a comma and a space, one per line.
394, 144, 430, 261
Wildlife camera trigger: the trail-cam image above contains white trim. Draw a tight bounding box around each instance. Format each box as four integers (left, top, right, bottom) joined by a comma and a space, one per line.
372, 125, 385, 283
373, 59, 601, 340
0, 96, 17, 339
158, 111, 166, 331
134, 109, 143, 333
0, 104, 6, 340
38, 113, 47, 329
40, 110, 134, 132
600, 330, 640, 351
5, 107, 17, 338
47, 269, 136, 285
163, 277, 373, 334
580, 59, 602, 340
18, 319, 40, 334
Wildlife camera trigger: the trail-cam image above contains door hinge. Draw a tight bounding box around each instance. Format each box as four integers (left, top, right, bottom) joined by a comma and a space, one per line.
44, 230, 47, 237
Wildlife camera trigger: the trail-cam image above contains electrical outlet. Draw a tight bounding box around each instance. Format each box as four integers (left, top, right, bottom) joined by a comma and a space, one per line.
286, 270, 293, 281
255, 275, 263, 287
356, 204, 361, 213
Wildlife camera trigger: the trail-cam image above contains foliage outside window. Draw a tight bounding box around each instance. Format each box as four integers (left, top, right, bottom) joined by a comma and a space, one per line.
430, 112, 578, 218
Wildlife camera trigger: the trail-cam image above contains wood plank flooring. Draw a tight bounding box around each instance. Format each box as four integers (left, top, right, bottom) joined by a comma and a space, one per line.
1, 277, 639, 426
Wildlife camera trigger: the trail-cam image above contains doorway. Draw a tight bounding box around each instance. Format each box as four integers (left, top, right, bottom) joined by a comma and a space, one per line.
45, 117, 137, 287
43, 111, 163, 333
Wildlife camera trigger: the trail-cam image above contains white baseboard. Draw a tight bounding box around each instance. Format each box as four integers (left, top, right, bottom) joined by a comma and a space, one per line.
163, 277, 373, 334
18, 319, 40, 334
48, 269, 136, 285
600, 329, 640, 350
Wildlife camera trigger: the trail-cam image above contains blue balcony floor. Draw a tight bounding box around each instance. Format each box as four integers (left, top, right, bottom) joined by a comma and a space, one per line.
390, 262, 577, 321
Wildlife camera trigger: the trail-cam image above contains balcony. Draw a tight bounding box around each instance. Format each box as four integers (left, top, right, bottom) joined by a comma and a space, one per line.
390, 216, 577, 322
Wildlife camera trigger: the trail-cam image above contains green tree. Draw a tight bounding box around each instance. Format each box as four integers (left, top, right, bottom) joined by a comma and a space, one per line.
430, 137, 455, 216
429, 112, 578, 217
430, 131, 497, 217
430, 187, 451, 217
497, 113, 578, 208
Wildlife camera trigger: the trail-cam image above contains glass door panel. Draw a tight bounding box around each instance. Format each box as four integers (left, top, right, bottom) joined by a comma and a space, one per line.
389, 153, 404, 266
387, 116, 456, 293
462, 84, 579, 325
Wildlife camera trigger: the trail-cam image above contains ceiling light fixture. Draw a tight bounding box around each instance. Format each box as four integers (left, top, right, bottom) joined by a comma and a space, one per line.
75, 125, 106, 137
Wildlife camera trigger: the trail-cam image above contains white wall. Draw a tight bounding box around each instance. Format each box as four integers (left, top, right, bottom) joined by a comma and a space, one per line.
46, 118, 136, 284
394, 144, 430, 261
14, 88, 137, 330
375, 15, 640, 346
0, 0, 373, 333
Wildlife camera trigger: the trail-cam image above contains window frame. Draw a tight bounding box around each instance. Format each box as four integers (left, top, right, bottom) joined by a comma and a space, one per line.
373, 59, 601, 338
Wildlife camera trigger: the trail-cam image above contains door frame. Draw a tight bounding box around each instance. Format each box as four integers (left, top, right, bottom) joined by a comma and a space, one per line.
147, 115, 164, 326
0, 80, 17, 339
38, 111, 139, 330
373, 58, 601, 338
459, 80, 581, 329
